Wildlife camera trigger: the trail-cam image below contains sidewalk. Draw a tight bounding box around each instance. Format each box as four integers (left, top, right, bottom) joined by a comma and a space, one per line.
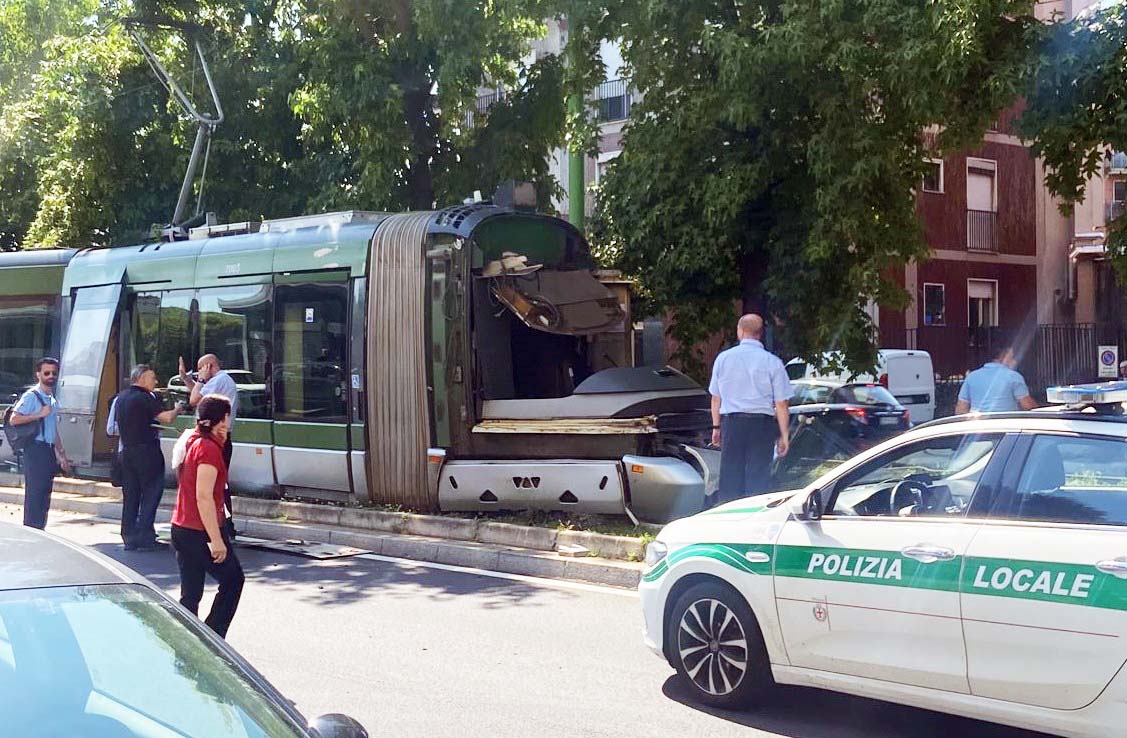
0, 474, 645, 589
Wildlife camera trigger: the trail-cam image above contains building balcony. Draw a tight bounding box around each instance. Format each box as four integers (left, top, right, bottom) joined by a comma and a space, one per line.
596, 79, 632, 122
468, 80, 635, 129
966, 209, 998, 253
465, 90, 505, 128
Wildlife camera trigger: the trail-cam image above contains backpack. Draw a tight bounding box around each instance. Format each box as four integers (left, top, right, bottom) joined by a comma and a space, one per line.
2, 390, 46, 455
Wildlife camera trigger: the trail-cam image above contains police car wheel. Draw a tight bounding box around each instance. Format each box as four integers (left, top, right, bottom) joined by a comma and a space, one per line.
669, 581, 773, 708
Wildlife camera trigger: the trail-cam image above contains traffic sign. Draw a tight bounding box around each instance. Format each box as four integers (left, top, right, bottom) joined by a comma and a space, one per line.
1099, 345, 1119, 379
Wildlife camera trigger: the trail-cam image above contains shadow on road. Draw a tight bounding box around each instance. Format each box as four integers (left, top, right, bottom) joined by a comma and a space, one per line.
661, 676, 1055, 738
83, 534, 578, 611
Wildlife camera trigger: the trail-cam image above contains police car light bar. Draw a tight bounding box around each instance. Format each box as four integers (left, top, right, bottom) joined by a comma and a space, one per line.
1046, 381, 1127, 407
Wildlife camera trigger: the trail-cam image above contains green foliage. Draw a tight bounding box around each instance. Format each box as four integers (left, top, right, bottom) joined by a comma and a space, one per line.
1019, 4, 1127, 286
594, 0, 1040, 375
288, 0, 567, 211
0, 0, 572, 248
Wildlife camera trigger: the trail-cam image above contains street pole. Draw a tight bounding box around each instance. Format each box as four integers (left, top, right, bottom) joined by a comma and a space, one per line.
566, 17, 585, 232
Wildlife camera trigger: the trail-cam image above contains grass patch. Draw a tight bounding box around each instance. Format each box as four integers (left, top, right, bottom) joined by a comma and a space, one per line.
351, 500, 661, 541
481, 510, 660, 541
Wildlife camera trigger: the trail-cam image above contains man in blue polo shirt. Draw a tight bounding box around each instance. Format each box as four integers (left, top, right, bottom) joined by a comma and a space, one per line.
9, 357, 71, 528
955, 343, 1038, 413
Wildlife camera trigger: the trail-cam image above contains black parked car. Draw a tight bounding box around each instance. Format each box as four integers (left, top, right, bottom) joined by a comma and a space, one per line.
790, 379, 911, 434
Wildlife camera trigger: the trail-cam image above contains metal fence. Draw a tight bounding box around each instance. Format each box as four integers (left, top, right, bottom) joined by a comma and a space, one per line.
882, 323, 1127, 411
466, 90, 505, 128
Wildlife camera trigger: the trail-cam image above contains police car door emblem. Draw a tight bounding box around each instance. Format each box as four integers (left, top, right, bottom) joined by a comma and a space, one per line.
812, 603, 828, 622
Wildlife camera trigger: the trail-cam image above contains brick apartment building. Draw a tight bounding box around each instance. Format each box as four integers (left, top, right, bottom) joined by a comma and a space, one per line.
876, 117, 1041, 379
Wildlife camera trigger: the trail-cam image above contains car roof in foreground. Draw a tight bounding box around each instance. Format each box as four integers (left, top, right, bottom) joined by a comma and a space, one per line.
0, 521, 140, 591
915, 410, 1127, 433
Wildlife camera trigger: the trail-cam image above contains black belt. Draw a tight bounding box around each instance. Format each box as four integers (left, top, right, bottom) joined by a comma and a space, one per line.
725, 413, 774, 419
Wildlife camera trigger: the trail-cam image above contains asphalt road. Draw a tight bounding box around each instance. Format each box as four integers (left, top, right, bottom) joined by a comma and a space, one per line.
3, 504, 1056, 738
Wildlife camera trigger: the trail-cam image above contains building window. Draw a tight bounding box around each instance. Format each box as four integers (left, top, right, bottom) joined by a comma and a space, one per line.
1111, 181, 1127, 222
923, 283, 945, 326
595, 151, 620, 185
966, 158, 998, 252
967, 279, 999, 328
966, 158, 997, 212
922, 160, 943, 193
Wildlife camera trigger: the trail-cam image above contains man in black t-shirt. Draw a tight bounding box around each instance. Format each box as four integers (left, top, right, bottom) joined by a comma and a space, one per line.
115, 365, 182, 550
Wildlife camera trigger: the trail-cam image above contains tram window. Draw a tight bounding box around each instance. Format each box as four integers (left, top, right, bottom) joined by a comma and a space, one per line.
58, 286, 119, 413
131, 293, 161, 372
153, 292, 196, 406
273, 283, 348, 422
350, 278, 366, 423
0, 299, 54, 405
197, 286, 272, 420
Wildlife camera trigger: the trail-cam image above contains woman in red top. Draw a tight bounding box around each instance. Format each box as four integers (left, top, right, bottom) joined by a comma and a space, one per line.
170, 394, 244, 638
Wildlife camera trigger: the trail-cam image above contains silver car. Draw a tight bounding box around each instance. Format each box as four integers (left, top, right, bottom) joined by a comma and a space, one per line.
0, 522, 367, 738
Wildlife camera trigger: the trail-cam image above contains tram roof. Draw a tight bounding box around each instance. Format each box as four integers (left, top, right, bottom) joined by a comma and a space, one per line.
0, 248, 74, 297
63, 219, 384, 292
59, 206, 585, 293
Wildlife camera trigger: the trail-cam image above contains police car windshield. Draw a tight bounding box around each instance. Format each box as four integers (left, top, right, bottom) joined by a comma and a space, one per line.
853, 438, 997, 487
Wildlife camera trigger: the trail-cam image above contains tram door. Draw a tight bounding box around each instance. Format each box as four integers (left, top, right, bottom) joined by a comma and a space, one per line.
57, 284, 123, 468
271, 277, 353, 495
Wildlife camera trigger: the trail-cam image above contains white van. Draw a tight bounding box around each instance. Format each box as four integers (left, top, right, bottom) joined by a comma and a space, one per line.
786, 349, 936, 422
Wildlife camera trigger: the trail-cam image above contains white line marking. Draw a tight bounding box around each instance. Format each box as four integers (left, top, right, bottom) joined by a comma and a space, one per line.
354, 553, 639, 598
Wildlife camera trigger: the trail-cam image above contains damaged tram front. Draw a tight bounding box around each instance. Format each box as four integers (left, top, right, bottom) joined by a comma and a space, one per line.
47, 206, 717, 523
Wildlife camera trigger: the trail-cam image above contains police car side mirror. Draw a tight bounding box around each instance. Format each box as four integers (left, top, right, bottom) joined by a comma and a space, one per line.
800, 489, 824, 522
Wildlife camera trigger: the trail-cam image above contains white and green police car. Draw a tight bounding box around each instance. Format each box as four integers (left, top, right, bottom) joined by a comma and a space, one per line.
640, 382, 1127, 738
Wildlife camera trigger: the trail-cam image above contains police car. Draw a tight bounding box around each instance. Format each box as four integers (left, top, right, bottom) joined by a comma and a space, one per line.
640, 381, 1127, 738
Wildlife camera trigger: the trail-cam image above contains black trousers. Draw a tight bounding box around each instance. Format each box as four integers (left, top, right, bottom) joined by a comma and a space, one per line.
717, 414, 780, 504
22, 441, 57, 529
222, 435, 236, 538
120, 444, 166, 547
171, 524, 244, 638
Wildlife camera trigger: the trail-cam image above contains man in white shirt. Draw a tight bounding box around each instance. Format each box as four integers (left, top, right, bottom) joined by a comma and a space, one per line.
708, 314, 793, 503
179, 354, 239, 531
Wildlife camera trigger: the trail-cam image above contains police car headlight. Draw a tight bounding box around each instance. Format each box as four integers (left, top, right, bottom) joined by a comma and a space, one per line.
644, 541, 669, 568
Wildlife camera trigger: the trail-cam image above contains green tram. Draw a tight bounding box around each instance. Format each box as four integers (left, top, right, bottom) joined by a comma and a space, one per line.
0, 206, 717, 522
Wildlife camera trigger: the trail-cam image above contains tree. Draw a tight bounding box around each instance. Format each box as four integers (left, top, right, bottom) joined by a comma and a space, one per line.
288, 0, 568, 212
0, 0, 575, 248
593, 0, 1041, 375
1019, 3, 1127, 283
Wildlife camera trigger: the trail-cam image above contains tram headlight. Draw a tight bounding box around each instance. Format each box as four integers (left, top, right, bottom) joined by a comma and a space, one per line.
644, 540, 669, 568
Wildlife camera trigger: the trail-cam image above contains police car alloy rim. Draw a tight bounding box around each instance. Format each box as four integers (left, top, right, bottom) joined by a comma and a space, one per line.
678, 598, 748, 696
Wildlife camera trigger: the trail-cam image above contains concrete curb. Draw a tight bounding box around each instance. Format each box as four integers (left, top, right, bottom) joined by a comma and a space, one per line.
0, 487, 642, 589
0, 472, 652, 562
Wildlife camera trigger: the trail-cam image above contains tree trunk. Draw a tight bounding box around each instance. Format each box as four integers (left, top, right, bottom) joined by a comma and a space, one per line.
739, 248, 768, 316
401, 83, 437, 210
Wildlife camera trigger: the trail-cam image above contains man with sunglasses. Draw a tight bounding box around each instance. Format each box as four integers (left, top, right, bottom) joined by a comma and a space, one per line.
9, 357, 71, 528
